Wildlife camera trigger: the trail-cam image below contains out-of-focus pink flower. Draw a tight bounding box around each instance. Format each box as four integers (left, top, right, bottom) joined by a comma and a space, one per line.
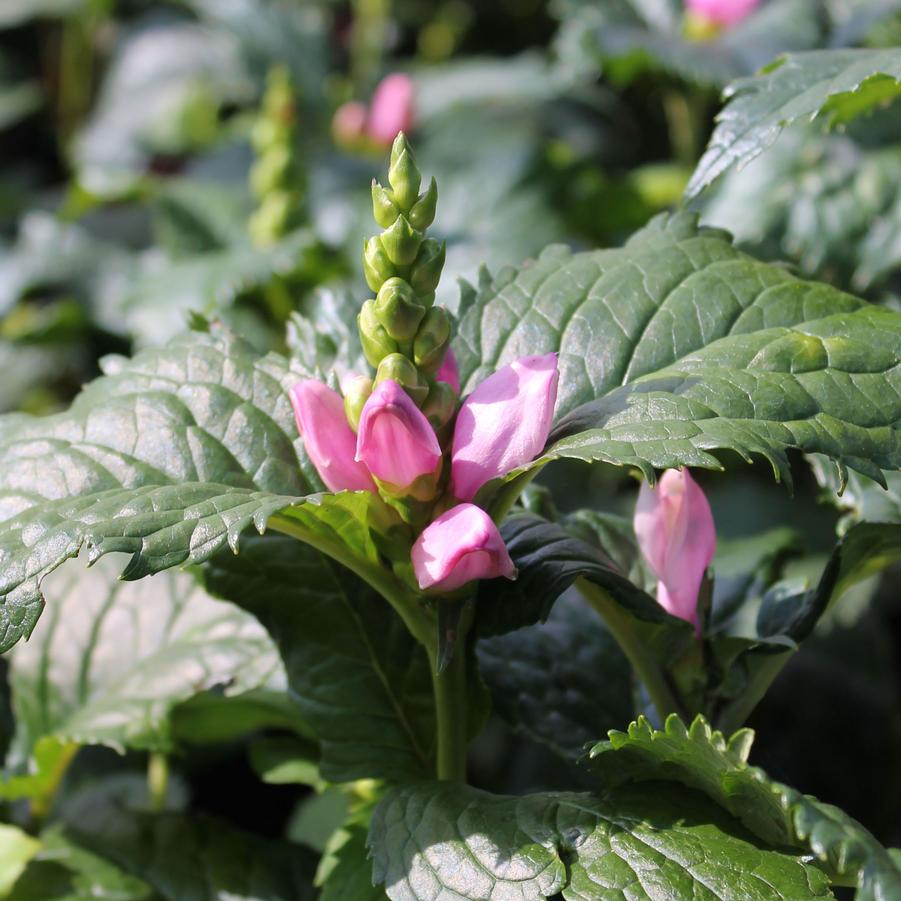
633, 469, 716, 632
685, 0, 760, 27
332, 101, 368, 148
355, 379, 441, 488
411, 503, 517, 591
435, 349, 461, 394
368, 73, 414, 147
290, 381, 375, 493
450, 353, 559, 501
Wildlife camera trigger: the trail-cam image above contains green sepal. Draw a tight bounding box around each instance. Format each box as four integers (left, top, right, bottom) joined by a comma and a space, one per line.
362, 236, 396, 292
375, 277, 426, 342
413, 307, 451, 374
343, 375, 373, 432
388, 143, 422, 211
421, 380, 457, 432
375, 353, 429, 405
408, 239, 446, 296
358, 300, 399, 368
409, 177, 438, 230
379, 215, 423, 267
371, 180, 400, 229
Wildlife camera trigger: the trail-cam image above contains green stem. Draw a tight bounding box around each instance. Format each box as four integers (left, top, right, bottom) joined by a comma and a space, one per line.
427, 641, 468, 782
662, 88, 702, 170
577, 578, 686, 723
714, 651, 794, 735
147, 752, 169, 811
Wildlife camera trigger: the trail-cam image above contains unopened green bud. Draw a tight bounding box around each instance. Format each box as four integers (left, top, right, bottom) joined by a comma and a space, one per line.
388, 143, 421, 211
379, 215, 423, 267
359, 300, 399, 367
363, 237, 396, 292
409, 177, 438, 230
375, 277, 426, 342
376, 353, 429, 405
343, 374, 372, 432
371, 181, 400, 229
421, 380, 457, 430
413, 307, 451, 374
409, 239, 446, 296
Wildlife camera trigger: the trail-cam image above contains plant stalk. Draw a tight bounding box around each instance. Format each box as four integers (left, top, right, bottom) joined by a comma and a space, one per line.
577, 578, 687, 723
427, 641, 468, 782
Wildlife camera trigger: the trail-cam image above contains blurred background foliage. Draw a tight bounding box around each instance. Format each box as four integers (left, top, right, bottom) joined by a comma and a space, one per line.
0, 0, 899, 876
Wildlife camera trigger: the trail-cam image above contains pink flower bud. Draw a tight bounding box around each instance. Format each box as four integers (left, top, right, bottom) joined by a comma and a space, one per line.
355, 379, 441, 488
685, 0, 760, 26
332, 101, 368, 148
368, 73, 414, 147
290, 381, 375, 493
435, 348, 461, 394
411, 503, 517, 592
633, 469, 716, 632
450, 353, 559, 502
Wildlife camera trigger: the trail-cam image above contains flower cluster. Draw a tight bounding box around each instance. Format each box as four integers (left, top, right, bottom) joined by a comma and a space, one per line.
684, 0, 760, 30
290, 134, 559, 595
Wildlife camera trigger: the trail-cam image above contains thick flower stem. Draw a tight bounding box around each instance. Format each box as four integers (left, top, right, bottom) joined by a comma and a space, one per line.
428, 642, 468, 782
577, 578, 687, 723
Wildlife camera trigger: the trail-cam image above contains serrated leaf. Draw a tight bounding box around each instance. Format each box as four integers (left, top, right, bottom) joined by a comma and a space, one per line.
318, 807, 383, 901
204, 534, 435, 784
369, 779, 834, 900
5, 553, 281, 759
686, 48, 901, 198
0, 824, 41, 895
587, 714, 901, 898
477, 590, 632, 759
0, 329, 397, 655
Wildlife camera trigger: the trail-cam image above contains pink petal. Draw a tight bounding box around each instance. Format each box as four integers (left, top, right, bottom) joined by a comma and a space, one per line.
450, 353, 559, 501
634, 469, 716, 631
331, 101, 368, 147
368, 73, 415, 147
435, 348, 461, 394
355, 380, 441, 488
412, 503, 517, 592
290, 381, 375, 493
685, 0, 760, 26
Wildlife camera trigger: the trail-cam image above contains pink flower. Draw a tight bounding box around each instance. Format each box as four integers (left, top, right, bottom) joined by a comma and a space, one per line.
685, 0, 760, 26
411, 503, 517, 591
355, 379, 441, 488
450, 353, 559, 502
368, 73, 414, 147
290, 381, 375, 493
435, 349, 461, 394
332, 101, 368, 148
633, 469, 716, 632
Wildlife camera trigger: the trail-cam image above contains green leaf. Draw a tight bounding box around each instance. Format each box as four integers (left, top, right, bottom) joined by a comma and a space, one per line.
810, 455, 901, 523
455, 212, 901, 488
4, 554, 282, 758
204, 534, 436, 784
0, 824, 41, 896
369, 779, 834, 900
686, 49, 901, 198
0, 329, 395, 656
477, 591, 633, 759
587, 714, 901, 898
317, 805, 383, 901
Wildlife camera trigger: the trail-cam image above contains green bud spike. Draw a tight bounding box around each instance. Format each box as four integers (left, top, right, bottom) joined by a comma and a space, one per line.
250, 144, 293, 197
376, 353, 429, 405
379, 215, 423, 267
371, 181, 400, 229
375, 277, 426, 342
363, 237, 396, 292
358, 300, 399, 368
413, 307, 451, 374
389, 131, 414, 169
421, 380, 457, 431
343, 375, 373, 432
409, 239, 446, 296
409, 177, 438, 230
249, 192, 300, 246
388, 143, 422, 211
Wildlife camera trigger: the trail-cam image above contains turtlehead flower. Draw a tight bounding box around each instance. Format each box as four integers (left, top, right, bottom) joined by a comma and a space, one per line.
436, 348, 461, 394
451, 353, 559, 501
685, 0, 760, 26
290, 381, 375, 493
633, 469, 716, 632
412, 503, 517, 591
368, 73, 415, 147
356, 379, 441, 488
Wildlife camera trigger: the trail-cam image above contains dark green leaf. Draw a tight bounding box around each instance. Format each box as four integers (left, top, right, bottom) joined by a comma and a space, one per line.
686, 49, 901, 198
369, 779, 834, 900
